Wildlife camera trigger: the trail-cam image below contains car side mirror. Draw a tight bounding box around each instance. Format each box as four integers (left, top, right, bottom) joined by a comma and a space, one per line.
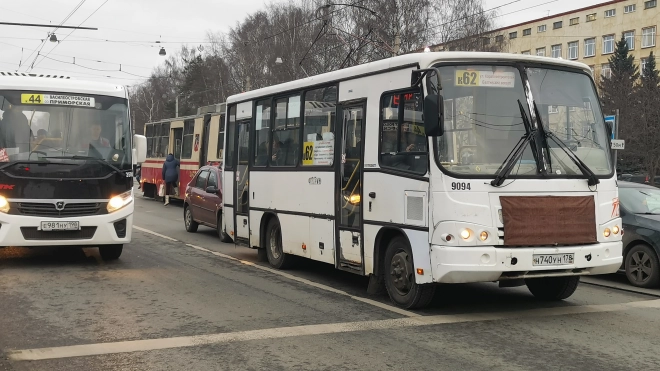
423, 93, 444, 137
206, 186, 218, 194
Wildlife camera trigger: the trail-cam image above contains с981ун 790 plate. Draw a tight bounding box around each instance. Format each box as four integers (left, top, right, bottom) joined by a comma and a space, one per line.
40, 221, 80, 231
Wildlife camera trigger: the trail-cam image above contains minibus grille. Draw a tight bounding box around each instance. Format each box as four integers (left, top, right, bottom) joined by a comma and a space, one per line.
16, 202, 103, 217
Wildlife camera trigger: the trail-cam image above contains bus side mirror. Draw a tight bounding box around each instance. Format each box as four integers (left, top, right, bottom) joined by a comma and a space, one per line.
423, 94, 444, 137
134, 134, 147, 163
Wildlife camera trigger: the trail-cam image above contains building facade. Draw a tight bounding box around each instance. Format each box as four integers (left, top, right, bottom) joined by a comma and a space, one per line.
431, 0, 658, 78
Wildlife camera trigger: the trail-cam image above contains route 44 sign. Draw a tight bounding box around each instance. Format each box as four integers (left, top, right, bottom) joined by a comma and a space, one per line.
611, 139, 625, 150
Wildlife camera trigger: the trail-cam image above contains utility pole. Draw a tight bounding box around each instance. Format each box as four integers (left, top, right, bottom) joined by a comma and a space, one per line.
393, 33, 401, 57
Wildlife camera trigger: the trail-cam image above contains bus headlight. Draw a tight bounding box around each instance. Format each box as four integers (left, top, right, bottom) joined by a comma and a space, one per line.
612, 225, 620, 234
460, 229, 472, 240
603, 228, 611, 238
0, 196, 9, 213
107, 190, 133, 213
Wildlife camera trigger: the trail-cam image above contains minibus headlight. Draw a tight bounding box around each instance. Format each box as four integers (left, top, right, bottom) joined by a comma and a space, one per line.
0, 196, 9, 213
107, 190, 133, 213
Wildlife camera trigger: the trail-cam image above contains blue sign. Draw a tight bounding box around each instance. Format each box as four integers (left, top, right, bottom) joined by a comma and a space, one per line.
604, 115, 616, 140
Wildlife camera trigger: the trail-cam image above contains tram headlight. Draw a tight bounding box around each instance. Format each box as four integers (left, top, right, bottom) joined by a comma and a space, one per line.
107, 190, 133, 213
0, 196, 9, 213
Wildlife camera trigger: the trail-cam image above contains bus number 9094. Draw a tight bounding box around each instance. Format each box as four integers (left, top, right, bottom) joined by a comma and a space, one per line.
451, 182, 471, 191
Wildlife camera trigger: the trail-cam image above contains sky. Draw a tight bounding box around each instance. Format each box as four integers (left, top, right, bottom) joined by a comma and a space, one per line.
0, 0, 605, 86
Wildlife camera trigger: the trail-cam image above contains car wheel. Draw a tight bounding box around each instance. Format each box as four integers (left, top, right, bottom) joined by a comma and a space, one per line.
625, 244, 660, 288
184, 205, 198, 233
99, 244, 123, 260
217, 214, 232, 243
383, 236, 435, 309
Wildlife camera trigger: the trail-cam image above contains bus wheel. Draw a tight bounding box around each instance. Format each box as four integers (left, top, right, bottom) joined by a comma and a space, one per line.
99, 244, 123, 261
266, 218, 293, 269
383, 236, 435, 309
525, 276, 580, 300
184, 205, 199, 233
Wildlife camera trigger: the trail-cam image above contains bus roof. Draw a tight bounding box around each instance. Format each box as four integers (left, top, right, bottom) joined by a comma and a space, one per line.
226, 52, 592, 104
0, 72, 128, 99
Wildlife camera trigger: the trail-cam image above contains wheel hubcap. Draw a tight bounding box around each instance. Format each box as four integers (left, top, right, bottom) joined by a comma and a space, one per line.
628, 251, 653, 283
269, 227, 282, 260
390, 250, 413, 295
185, 209, 191, 227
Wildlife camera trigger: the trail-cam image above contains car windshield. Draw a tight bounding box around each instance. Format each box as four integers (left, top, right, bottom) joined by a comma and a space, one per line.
0, 90, 132, 170
620, 187, 660, 214
434, 64, 612, 178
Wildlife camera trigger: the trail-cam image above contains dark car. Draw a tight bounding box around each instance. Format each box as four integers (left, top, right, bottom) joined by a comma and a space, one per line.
618, 181, 660, 288
183, 166, 231, 242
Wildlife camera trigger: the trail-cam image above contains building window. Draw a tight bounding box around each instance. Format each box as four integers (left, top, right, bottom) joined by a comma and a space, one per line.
522, 50, 531, 55
584, 38, 596, 57
551, 44, 562, 58
553, 21, 563, 29
604, 9, 616, 17
570, 17, 579, 26
482, 37, 490, 45
586, 13, 597, 22
496, 35, 504, 43
603, 35, 615, 54
602, 64, 612, 78
549, 105, 559, 114
538, 24, 547, 32
509, 31, 517, 39
302, 85, 337, 167
642, 26, 656, 47
536, 47, 546, 56
645, 0, 657, 9
641, 58, 648, 76
568, 41, 579, 59
624, 31, 635, 50
523, 28, 531, 36
624, 4, 637, 13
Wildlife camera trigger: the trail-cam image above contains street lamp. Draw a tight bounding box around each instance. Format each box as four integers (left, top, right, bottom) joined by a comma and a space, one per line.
159, 47, 166, 56
49, 33, 58, 42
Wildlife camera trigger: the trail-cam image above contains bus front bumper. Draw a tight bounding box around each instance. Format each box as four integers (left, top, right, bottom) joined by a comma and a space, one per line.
430, 242, 622, 284
0, 206, 133, 247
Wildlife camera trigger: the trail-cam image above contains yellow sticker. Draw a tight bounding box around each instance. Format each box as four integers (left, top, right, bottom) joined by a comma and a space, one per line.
21, 94, 44, 104
455, 70, 480, 87
302, 141, 314, 165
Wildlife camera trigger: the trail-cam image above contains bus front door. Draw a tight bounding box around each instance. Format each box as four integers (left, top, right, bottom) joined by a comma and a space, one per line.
336, 103, 365, 273
234, 120, 250, 242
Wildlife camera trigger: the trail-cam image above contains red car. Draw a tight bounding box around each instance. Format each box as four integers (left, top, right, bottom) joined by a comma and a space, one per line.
183, 166, 231, 241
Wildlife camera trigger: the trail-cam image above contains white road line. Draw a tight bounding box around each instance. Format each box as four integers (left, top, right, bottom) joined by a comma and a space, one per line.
133, 226, 178, 242
9, 299, 660, 361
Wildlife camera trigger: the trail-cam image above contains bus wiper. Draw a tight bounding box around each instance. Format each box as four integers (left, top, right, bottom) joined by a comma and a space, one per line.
532, 101, 600, 187
44, 155, 124, 175
491, 100, 536, 187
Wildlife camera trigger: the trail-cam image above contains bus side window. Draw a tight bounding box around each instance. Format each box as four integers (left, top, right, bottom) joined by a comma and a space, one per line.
379, 92, 427, 175
301, 85, 337, 167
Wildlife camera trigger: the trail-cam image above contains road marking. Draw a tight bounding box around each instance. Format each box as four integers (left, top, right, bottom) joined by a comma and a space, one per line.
133, 226, 178, 242
8, 299, 660, 361
582, 277, 660, 298
132, 224, 418, 317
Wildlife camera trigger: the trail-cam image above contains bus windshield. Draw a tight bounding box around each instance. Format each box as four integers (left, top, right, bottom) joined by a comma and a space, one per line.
0, 91, 132, 170
435, 64, 612, 178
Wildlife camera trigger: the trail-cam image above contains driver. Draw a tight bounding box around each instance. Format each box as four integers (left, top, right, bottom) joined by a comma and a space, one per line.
89, 122, 110, 148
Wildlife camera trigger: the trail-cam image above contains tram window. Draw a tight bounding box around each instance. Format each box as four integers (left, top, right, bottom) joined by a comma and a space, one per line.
182, 119, 194, 159
160, 122, 170, 157
302, 85, 336, 167
225, 106, 236, 170
145, 124, 153, 157
217, 116, 225, 160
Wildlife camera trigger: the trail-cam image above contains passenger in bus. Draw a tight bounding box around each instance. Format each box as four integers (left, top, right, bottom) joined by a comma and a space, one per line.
271, 135, 284, 166
36, 129, 47, 143
0, 107, 32, 154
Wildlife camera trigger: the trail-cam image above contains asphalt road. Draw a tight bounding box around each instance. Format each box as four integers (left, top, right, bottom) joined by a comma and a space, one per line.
1, 190, 659, 370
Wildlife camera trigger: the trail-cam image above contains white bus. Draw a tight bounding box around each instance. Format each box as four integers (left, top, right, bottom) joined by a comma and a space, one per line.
221, 53, 622, 309
0, 72, 147, 260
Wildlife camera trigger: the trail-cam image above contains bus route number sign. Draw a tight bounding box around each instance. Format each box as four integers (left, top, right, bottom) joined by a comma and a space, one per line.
20, 93, 95, 107
455, 70, 515, 88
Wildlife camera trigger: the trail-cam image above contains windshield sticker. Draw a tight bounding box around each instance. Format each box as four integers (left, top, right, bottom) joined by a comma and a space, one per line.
0, 148, 9, 162
303, 140, 334, 166
455, 70, 515, 88
20, 94, 95, 107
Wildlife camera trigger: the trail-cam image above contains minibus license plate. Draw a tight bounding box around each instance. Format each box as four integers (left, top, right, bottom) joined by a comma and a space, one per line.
40, 221, 80, 231
533, 253, 574, 266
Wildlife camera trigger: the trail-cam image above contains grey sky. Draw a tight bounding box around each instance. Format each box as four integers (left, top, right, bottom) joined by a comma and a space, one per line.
0, 0, 600, 86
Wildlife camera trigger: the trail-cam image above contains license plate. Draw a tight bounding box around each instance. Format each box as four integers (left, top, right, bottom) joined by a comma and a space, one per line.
40, 221, 80, 231
532, 253, 574, 266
